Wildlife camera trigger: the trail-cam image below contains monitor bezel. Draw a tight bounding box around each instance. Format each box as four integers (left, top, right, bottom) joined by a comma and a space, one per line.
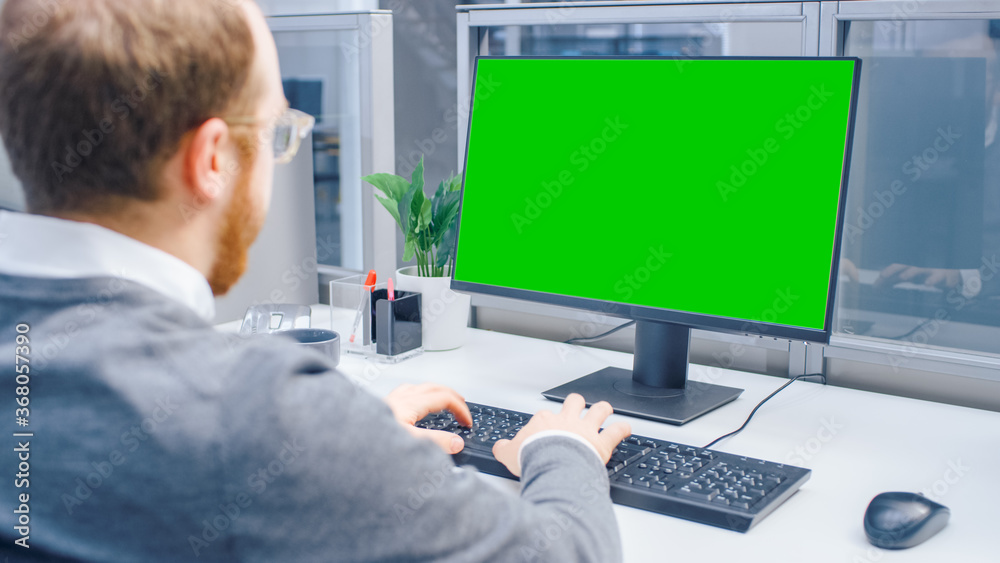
451, 55, 862, 344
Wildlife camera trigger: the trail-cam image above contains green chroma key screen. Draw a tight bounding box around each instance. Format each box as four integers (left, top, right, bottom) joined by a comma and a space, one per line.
454, 57, 858, 332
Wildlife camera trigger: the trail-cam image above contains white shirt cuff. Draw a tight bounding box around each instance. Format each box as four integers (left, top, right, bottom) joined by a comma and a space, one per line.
959, 269, 982, 299
518, 430, 603, 470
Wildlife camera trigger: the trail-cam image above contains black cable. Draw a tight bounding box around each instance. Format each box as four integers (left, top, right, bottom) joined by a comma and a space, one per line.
703, 372, 827, 450
564, 320, 636, 345
881, 316, 936, 341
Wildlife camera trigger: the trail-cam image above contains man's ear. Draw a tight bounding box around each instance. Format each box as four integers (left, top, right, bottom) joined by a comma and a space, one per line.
183, 117, 237, 206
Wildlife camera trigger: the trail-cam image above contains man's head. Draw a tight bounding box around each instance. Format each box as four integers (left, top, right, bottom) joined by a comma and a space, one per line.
0, 0, 287, 295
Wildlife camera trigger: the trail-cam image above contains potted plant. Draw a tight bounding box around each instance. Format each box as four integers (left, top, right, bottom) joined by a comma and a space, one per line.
362, 156, 472, 350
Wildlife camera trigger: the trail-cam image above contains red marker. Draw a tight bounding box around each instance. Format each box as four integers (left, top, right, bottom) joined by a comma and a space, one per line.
348, 269, 378, 344
388, 278, 395, 301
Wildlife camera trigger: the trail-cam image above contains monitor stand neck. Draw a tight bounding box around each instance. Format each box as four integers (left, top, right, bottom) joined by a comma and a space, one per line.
541, 319, 743, 425
634, 320, 689, 388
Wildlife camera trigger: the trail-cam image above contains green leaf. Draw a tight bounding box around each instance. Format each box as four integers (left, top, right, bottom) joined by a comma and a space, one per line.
416, 198, 432, 236
436, 220, 459, 270
410, 156, 425, 197
362, 173, 410, 202
410, 185, 428, 233
374, 194, 402, 229
403, 238, 416, 262
432, 179, 446, 218
431, 192, 461, 247
398, 183, 416, 234
446, 173, 462, 192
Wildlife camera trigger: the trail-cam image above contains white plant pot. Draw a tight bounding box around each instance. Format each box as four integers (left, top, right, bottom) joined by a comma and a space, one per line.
395, 266, 472, 351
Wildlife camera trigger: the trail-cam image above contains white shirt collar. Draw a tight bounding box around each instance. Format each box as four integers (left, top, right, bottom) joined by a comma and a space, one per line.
0, 210, 215, 321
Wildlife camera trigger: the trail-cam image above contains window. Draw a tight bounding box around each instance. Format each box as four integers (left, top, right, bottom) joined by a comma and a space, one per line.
833, 17, 1000, 359
273, 29, 364, 270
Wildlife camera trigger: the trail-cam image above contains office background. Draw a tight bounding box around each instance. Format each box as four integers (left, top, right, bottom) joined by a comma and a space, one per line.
2, 0, 1000, 413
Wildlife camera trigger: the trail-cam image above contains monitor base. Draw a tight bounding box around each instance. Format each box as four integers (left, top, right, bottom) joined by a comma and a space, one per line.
542, 367, 743, 426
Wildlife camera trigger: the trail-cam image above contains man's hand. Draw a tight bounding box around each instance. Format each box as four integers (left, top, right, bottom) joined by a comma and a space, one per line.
493, 393, 631, 477
384, 383, 473, 454
875, 263, 960, 289
840, 258, 859, 283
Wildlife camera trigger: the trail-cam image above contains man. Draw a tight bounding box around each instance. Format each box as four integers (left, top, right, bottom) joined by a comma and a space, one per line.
0, 0, 631, 561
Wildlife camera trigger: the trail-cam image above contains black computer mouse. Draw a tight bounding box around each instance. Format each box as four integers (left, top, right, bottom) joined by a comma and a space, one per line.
864, 492, 950, 549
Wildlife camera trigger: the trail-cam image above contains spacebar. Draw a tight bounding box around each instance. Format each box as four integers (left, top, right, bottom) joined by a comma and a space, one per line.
462, 439, 497, 452
453, 443, 516, 479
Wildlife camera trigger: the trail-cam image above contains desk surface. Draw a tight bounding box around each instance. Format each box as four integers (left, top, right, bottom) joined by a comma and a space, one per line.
227, 305, 999, 562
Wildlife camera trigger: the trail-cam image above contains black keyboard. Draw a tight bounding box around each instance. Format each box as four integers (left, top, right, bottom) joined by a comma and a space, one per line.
417, 402, 810, 532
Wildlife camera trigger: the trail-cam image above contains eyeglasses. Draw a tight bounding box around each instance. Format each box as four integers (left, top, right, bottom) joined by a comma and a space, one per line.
223, 106, 316, 164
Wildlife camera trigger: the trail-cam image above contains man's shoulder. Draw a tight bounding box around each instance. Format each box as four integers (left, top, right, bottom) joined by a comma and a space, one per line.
2, 272, 346, 406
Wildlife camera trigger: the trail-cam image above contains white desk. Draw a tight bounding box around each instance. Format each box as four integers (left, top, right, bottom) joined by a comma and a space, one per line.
228, 305, 999, 562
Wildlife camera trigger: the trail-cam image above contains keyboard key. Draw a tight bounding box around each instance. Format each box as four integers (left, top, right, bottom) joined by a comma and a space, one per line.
678, 487, 718, 502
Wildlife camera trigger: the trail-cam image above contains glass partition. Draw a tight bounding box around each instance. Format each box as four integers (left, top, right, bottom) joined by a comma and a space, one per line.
833, 18, 1000, 357
273, 29, 361, 270
267, 12, 397, 279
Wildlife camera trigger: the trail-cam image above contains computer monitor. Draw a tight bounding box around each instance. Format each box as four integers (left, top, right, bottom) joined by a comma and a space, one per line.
453, 56, 861, 425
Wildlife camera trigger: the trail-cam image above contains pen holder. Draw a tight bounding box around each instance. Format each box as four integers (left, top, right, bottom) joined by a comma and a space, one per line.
329, 275, 387, 355
374, 290, 424, 362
